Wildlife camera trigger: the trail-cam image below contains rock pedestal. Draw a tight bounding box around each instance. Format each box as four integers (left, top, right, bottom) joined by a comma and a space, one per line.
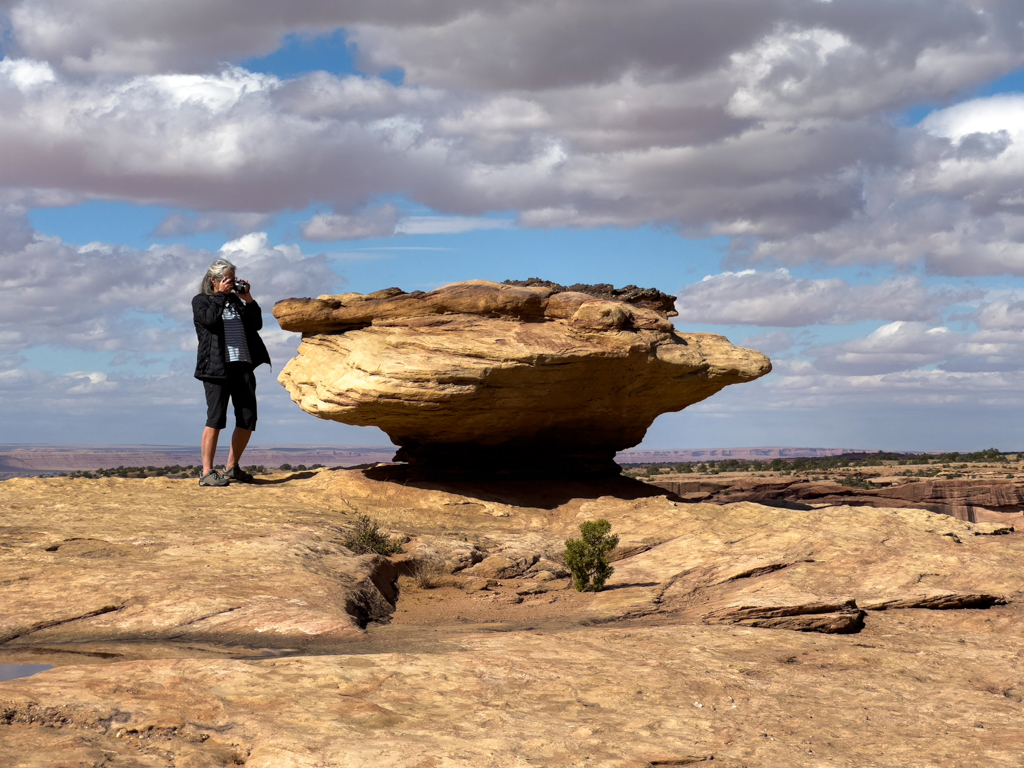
273, 280, 771, 475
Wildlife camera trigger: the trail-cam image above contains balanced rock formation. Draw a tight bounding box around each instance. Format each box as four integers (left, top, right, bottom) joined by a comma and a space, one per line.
273, 280, 771, 474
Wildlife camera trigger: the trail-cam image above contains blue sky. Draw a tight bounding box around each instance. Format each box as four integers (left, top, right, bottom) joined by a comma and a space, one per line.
4, 1, 1024, 453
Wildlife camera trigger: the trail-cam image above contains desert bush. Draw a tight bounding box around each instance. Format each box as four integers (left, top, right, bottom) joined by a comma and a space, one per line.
564, 519, 619, 593
343, 514, 404, 556
412, 556, 451, 589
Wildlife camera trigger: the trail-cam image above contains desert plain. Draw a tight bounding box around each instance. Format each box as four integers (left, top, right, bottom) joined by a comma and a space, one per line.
2, 464, 1024, 767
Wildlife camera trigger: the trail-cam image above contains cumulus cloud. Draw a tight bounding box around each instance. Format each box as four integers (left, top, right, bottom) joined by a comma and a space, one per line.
300, 204, 514, 240
0, 205, 352, 442
738, 330, 794, 355
675, 270, 980, 327
808, 320, 1024, 375
810, 322, 957, 374
763, 361, 1024, 410
0, 0, 1020, 261
3, 0, 480, 75
301, 205, 400, 241
5, 0, 1024, 444
4, 0, 1021, 104
971, 299, 1024, 330
395, 216, 512, 235
353, 1, 1024, 99
0, 209, 341, 356
153, 211, 274, 238
744, 93, 1024, 275
65, 370, 117, 394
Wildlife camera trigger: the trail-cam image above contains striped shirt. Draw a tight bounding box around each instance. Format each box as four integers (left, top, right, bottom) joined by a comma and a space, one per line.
222, 301, 252, 363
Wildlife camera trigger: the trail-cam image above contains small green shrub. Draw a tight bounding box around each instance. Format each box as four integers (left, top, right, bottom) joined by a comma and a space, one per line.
343, 514, 403, 556
564, 519, 619, 593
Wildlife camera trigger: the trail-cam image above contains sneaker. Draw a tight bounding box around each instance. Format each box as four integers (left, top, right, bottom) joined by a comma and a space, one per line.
224, 465, 254, 483
199, 470, 229, 487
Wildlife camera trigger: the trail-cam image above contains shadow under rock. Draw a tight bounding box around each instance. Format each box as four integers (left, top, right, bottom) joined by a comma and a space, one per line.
249, 471, 318, 485
360, 464, 682, 510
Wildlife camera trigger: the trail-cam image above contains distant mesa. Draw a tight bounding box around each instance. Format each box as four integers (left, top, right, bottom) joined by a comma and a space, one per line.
273, 279, 771, 476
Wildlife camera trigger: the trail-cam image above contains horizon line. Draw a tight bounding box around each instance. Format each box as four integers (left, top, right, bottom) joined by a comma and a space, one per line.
1, 443, 1000, 454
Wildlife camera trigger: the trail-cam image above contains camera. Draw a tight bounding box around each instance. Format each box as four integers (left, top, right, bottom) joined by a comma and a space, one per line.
233, 279, 250, 294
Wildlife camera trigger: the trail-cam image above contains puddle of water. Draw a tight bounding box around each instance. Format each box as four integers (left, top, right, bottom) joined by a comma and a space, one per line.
0, 664, 54, 682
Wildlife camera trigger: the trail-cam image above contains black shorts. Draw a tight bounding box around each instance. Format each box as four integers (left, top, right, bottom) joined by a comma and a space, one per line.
203, 362, 257, 431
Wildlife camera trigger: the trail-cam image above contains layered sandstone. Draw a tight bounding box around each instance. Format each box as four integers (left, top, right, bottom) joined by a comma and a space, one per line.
273, 280, 771, 474
653, 476, 1024, 523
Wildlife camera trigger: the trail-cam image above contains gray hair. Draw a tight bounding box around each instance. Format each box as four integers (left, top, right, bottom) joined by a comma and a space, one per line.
200, 258, 236, 295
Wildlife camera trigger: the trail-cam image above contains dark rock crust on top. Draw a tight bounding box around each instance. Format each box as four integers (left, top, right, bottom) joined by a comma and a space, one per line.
502, 278, 677, 315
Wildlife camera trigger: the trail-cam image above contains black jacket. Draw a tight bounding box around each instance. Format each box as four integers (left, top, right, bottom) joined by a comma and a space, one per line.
192, 293, 271, 380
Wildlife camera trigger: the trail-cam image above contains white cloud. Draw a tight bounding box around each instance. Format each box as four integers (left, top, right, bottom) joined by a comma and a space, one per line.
5, 0, 1024, 446
972, 299, 1024, 330
922, 94, 1024, 141
300, 207, 515, 240
808, 319, 1024, 376
0, 57, 55, 89
153, 211, 273, 238
742, 93, 1024, 275
675, 270, 979, 327
765, 363, 1024, 409
738, 330, 794, 355
65, 370, 117, 394
0, 205, 357, 442
395, 216, 512, 235
301, 205, 400, 241
812, 321, 955, 374
3, 0, 482, 75
0, 209, 341, 356
0, 3, 1020, 266
219, 231, 305, 263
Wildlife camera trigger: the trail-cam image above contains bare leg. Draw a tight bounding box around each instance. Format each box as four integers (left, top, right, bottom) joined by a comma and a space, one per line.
226, 427, 252, 470
201, 427, 221, 475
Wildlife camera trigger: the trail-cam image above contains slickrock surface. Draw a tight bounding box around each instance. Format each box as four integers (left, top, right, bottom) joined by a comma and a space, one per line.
2, 469, 1023, 766
6, 623, 1024, 768
0, 475, 401, 655
652, 476, 1024, 523
273, 280, 771, 474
